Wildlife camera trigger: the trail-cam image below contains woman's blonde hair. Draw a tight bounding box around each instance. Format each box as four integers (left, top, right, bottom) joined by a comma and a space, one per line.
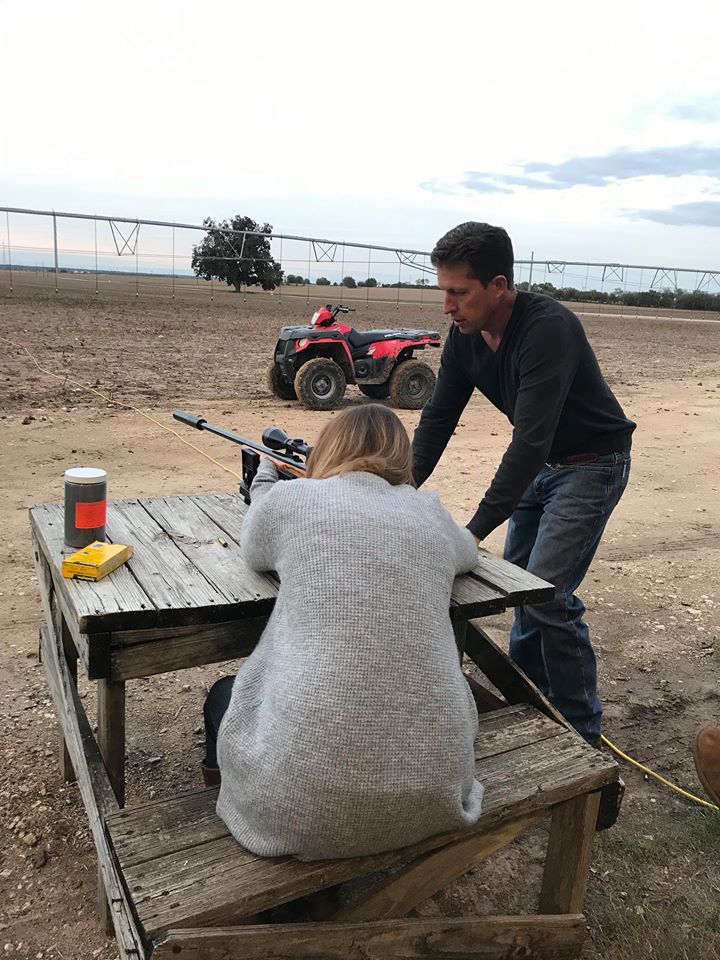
306, 404, 414, 486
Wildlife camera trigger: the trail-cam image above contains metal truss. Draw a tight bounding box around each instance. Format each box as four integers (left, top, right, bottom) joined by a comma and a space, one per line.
311, 241, 338, 262
2, 207, 719, 296
395, 251, 433, 274
602, 264, 624, 284
650, 268, 678, 291
109, 220, 139, 256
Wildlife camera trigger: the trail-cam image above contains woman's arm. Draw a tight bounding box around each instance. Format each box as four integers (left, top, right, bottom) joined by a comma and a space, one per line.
240, 460, 282, 571
422, 489, 478, 575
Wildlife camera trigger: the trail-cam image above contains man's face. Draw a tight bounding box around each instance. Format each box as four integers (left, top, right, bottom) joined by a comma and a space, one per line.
437, 263, 504, 334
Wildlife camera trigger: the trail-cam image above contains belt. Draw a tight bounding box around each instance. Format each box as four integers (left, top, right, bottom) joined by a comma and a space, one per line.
554, 434, 633, 466
557, 452, 600, 465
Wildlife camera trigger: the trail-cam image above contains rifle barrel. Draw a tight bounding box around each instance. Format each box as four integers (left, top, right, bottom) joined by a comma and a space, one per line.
172, 410, 306, 475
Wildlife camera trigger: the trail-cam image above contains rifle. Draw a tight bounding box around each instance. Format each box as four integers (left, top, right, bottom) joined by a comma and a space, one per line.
173, 410, 310, 504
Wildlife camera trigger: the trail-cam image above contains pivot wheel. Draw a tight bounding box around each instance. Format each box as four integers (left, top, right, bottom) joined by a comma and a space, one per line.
266, 361, 297, 400
295, 357, 347, 410
358, 383, 391, 400
388, 359, 435, 409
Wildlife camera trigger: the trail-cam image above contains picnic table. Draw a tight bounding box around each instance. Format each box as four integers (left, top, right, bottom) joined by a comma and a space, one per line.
30, 491, 619, 960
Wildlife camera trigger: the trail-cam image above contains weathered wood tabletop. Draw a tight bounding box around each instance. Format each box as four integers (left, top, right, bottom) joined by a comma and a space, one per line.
30, 492, 554, 806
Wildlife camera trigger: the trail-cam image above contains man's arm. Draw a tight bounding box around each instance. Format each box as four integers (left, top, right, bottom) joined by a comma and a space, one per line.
412, 332, 474, 487
467, 316, 582, 541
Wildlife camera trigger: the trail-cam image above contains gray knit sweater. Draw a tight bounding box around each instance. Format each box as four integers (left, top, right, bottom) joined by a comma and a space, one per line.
216, 459, 484, 860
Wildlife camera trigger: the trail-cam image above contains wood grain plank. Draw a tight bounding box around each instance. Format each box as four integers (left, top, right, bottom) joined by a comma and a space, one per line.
36, 619, 144, 958
97, 678, 126, 806
109, 618, 267, 681
104, 499, 232, 617
198, 493, 533, 622
140, 496, 273, 609
107, 706, 559, 869
107, 726, 616, 937
331, 813, 541, 921
471, 549, 556, 606
465, 675, 506, 713
474, 705, 564, 760
107, 707, 610, 873
465, 622, 572, 730
539, 792, 601, 915
450, 577, 506, 618
30, 502, 157, 633
152, 915, 586, 960
165, 494, 280, 603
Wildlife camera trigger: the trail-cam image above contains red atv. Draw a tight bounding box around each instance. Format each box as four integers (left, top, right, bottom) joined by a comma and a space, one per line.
267, 304, 440, 410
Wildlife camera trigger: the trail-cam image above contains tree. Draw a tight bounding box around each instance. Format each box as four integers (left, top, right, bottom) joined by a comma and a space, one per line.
357, 277, 377, 288
285, 274, 304, 285
316, 277, 331, 285
342, 275, 357, 288
191, 215, 283, 292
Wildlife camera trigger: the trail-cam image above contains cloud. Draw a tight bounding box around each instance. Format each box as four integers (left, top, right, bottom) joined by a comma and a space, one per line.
628, 201, 720, 227
666, 97, 720, 124
422, 144, 720, 196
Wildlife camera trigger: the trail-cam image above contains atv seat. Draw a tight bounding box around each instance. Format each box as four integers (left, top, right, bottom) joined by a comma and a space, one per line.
346, 328, 440, 349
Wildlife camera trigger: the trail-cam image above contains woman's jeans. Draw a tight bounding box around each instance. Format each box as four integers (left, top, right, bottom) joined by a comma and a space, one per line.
203, 675, 234, 768
503, 452, 631, 743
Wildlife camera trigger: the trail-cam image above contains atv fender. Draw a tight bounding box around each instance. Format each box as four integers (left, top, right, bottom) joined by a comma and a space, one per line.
296, 339, 355, 384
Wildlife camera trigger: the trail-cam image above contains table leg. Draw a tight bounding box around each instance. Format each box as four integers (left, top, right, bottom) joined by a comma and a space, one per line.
97, 678, 125, 935
539, 792, 601, 914
97, 679, 126, 808
453, 619, 468, 665
59, 621, 78, 783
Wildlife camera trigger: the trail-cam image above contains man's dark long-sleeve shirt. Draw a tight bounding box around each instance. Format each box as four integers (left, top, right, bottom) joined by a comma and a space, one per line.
412, 292, 636, 541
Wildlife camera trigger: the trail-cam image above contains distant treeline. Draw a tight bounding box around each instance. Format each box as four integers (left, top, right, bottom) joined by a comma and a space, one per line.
516, 281, 720, 311
3, 265, 719, 310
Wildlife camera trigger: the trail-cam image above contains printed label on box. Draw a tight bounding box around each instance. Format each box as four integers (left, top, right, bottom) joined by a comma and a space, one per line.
75, 500, 107, 529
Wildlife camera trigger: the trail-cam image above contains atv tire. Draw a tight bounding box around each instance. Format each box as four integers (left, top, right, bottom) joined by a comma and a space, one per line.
267, 361, 297, 400
295, 357, 347, 410
358, 382, 391, 400
388, 359, 435, 409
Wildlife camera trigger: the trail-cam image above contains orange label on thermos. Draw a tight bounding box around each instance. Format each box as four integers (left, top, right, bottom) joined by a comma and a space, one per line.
75, 500, 107, 529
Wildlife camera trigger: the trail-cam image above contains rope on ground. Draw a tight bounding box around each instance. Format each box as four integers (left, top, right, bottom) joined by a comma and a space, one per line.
0, 334, 243, 482
602, 735, 719, 812
4, 333, 720, 815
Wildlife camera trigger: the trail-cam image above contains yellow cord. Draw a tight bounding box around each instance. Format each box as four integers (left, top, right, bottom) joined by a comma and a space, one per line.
5, 333, 720, 815
0, 335, 243, 482
602, 735, 719, 812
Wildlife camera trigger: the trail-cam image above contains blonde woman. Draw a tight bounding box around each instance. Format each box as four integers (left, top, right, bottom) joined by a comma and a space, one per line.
204, 403, 484, 861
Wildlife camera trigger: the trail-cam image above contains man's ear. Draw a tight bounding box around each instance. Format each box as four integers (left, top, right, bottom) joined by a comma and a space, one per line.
492, 275, 508, 296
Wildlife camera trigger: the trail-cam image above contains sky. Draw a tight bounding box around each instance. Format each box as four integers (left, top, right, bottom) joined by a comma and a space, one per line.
2, 0, 720, 271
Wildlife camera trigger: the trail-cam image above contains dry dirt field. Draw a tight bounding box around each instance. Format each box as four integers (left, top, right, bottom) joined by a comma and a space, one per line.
1, 278, 719, 960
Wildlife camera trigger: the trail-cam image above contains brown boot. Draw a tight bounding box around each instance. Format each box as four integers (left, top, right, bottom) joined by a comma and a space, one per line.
693, 726, 720, 806
201, 762, 221, 788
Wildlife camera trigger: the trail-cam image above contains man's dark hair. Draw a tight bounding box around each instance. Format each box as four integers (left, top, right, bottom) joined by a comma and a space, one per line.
431, 222, 514, 289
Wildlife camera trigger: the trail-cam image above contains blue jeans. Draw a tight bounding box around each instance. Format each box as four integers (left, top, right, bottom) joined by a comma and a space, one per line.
503, 452, 631, 743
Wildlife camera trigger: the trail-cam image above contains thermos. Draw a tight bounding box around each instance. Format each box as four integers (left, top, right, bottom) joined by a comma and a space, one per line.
64, 467, 107, 548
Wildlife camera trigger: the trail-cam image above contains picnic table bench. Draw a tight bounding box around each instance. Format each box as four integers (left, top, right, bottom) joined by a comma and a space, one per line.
30, 491, 620, 960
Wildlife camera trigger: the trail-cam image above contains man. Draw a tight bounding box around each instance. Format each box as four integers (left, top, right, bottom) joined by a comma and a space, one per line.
412, 222, 635, 745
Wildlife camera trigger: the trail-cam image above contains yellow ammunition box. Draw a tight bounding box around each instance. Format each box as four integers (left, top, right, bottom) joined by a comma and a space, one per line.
61, 541, 133, 582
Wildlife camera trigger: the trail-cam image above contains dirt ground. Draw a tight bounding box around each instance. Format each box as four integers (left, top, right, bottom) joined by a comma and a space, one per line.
1, 280, 719, 960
